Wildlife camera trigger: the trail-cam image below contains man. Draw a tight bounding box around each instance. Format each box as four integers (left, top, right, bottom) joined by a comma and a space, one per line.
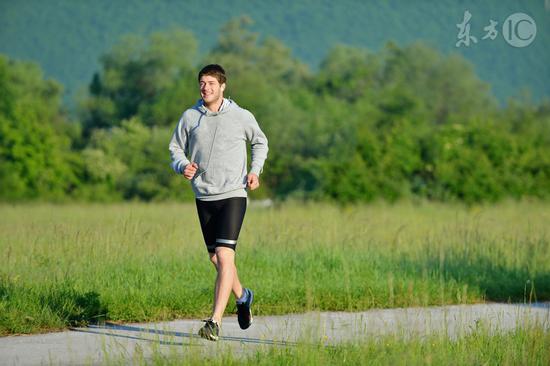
168, 64, 268, 341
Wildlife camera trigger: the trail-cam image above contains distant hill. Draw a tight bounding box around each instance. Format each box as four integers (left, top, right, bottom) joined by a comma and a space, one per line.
1, 0, 548, 105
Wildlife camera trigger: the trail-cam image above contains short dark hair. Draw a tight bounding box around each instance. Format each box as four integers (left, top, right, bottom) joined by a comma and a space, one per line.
198, 64, 226, 84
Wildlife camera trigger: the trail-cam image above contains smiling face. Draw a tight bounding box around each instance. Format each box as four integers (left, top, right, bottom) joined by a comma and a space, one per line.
199, 75, 225, 107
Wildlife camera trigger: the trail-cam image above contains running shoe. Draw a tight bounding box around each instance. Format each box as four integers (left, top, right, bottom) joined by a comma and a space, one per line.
236, 288, 254, 329
198, 318, 219, 341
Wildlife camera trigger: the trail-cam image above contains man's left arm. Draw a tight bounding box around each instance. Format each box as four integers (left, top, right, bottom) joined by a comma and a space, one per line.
242, 111, 269, 179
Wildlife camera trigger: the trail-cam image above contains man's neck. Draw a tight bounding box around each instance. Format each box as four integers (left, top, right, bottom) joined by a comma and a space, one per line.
204, 98, 224, 112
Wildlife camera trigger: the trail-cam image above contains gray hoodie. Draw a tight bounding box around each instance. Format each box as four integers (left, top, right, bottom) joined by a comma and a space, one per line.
169, 98, 269, 201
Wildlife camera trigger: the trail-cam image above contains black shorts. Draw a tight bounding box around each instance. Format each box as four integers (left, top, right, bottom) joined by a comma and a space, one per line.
195, 197, 247, 253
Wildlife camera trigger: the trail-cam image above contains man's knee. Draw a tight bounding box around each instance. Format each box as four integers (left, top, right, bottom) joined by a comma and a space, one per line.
215, 247, 235, 268
210, 257, 218, 267
209, 254, 218, 267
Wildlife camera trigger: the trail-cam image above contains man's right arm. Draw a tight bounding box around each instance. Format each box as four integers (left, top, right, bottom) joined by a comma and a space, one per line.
168, 116, 191, 175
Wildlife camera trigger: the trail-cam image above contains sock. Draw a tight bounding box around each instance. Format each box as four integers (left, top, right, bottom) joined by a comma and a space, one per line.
236, 288, 249, 304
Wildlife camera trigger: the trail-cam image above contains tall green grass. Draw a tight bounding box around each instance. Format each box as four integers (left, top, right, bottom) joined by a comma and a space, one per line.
1, 200, 549, 335
105, 325, 550, 365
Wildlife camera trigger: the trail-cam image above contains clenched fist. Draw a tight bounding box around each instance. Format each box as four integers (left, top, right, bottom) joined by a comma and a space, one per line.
247, 173, 260, 190
183, 162, 198, 180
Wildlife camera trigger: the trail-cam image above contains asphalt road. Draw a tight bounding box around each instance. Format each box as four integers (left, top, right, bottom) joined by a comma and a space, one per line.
1, 303, 549, 365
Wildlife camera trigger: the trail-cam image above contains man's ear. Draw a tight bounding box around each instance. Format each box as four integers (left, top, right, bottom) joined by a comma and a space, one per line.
221, 83, 226, 91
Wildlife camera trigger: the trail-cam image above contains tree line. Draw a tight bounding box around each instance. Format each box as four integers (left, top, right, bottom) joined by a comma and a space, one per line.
1, 18, 549, 203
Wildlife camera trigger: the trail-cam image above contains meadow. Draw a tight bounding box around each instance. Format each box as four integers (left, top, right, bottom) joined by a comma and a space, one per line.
107, 326, 550, 365
1, 200, 549, 336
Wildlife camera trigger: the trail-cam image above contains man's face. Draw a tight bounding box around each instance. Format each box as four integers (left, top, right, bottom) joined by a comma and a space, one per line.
199, 75, 225, 105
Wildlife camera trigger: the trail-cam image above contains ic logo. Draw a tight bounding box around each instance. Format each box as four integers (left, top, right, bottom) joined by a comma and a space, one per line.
503, 13, 537, 47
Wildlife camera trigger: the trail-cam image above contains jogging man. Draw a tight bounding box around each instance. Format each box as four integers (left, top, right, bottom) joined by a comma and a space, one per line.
168, 64, 268, 341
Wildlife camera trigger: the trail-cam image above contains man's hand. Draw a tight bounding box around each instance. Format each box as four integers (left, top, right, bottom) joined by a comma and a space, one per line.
183, 162, 198, 180
247, 173, 260, 190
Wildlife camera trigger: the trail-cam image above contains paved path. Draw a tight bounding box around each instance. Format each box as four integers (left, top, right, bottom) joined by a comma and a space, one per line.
1, 303, 549, 365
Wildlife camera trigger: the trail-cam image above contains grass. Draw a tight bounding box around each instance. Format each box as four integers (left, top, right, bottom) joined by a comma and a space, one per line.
0, 199, 549, 335
103, 325, 550, 365
252, 328, 549, 366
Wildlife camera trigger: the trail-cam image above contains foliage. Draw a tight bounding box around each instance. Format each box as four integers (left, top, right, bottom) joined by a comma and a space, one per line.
75, 118, 194, 201
80, 28, 198, 135
0, 18, 549, 203
0, 55, 78, 201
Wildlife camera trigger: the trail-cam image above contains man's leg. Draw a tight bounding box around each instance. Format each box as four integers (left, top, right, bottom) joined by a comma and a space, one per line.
209, 252, 244, 302
211, 247, 239, 324
198, 197, 250, 340
209, 197, 248, 320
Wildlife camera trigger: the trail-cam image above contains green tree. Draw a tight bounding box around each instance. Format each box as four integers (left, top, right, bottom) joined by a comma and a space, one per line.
0, 55, 78, 201
315, 45, 381, 103
379, 42, 497, 125
80, 29, 198, 135
80, 118, 194, 201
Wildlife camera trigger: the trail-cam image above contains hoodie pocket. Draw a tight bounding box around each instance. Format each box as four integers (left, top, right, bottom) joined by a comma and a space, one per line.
223, 160, 247, 186
192, 162, 231, 195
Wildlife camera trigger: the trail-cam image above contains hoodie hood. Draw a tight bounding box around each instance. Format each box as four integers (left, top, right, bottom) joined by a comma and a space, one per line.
194, 98, 235, 116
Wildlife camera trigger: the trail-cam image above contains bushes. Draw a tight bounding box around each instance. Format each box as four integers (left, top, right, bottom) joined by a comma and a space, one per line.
1, 21, 548, 203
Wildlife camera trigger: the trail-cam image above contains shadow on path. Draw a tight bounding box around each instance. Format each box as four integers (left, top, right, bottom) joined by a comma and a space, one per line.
73, 322, 301, 347
69, 326, 198, 347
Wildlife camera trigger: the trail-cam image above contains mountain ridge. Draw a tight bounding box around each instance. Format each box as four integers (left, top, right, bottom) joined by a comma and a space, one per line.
0, 0, 548, 104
